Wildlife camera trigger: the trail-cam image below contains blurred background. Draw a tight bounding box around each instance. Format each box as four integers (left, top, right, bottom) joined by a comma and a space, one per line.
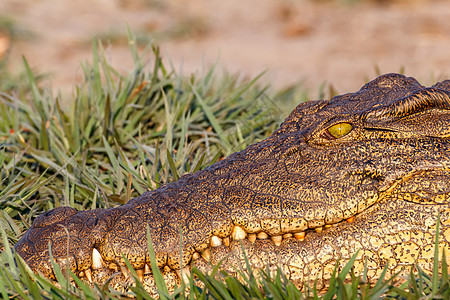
0, 0, 449, 96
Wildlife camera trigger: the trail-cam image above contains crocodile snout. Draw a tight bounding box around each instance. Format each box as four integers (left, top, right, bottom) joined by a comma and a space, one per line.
32, 206, 77, 228
15, 207, 106, 280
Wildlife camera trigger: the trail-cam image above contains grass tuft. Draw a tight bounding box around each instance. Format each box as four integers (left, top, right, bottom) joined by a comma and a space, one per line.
0, 36, 448, 299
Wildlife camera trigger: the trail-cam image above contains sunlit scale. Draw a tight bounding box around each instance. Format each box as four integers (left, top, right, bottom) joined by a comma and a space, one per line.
231, 225, 247, 240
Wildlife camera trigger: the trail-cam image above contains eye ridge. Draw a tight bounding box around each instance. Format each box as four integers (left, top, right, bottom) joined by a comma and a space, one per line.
324, 122, 353, 140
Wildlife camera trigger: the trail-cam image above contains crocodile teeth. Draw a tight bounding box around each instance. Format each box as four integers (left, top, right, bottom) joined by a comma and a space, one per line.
248, 233, 257, 243
232, 226, 247, 240
144, 264, 151, 274
119, 265, 130, 280
324, 225, 332, 229
176, 266, 191, 284
211, 235, 222, 247
294, 232, 305, 241
192, 252, 200, 260
346, 216, 355, 223
257, 232, 269, 239
271, 235, 282, 246
223, 237, 230, 247
109, 263, 119, 272
136, 269, 144, 281
315, 227, 323, 233
85, 268, 93, 283
92, 248, 104, 270
201, 249, 211, 261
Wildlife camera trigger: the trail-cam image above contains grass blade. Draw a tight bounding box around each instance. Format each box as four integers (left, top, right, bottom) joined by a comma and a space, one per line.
146, 225, 169, 298
432, 214, 441, 296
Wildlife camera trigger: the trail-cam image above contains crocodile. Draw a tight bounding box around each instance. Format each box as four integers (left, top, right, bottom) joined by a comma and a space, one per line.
15, 73, 450, 294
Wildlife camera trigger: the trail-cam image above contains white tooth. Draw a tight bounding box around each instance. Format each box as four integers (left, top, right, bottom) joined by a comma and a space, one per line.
211, 235, 222, 247
176, 266, 191, 284
271, 235, 282, 246
79, 271, 85, 277
121, 268, 129, 280
85, 268, 92, 283
192, 252, 200, 260
92, 248, 104, 270
232, 226, 247, 240
294, 232, 305, 241
117, 264, 130, 280
257, 232, 269, 239
109, 263, 119, 272
248, 233, 257, 243
136, 269, 144, 281
175, 269, 181, 280
201, 249, 211, 261
223, 237, 230, 247
145, 264, 151, 274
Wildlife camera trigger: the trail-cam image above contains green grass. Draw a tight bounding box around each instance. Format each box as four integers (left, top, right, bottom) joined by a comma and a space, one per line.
0, 35, 449, 299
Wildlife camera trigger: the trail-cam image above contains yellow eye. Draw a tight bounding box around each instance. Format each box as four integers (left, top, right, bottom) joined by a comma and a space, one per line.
326, 122, 353, 139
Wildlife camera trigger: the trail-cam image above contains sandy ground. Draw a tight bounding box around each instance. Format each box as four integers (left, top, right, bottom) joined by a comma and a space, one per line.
1, 0, 450, 97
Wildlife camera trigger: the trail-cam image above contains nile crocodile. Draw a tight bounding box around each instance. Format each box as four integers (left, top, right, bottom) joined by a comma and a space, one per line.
15, 73, 450, 294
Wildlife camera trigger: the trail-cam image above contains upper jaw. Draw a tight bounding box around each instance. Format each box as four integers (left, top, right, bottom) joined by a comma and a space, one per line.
14, 208, 107, 279
15, 163, 383, 282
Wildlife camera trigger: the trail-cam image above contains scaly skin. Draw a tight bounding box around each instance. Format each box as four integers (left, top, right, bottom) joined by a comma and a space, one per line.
15, 73, 450, 294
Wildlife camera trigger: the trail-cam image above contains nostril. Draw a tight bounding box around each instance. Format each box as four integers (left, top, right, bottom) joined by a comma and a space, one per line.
32, 206, 78, 228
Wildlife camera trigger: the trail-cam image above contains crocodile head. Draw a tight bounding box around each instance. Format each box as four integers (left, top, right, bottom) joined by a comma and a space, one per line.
15, 73, 450, 293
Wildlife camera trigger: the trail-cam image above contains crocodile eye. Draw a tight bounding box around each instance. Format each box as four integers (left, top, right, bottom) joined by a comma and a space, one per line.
324, 122, 353, 139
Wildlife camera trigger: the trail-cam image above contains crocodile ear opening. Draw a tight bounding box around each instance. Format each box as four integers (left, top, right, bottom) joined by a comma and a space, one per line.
364, 88, 450, 122
363, 88, 450, 137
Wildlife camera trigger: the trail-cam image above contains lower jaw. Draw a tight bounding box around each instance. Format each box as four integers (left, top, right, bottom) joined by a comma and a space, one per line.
85, 265, 179, 296
76, 237, 308, 295
74, 226, 338, 293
